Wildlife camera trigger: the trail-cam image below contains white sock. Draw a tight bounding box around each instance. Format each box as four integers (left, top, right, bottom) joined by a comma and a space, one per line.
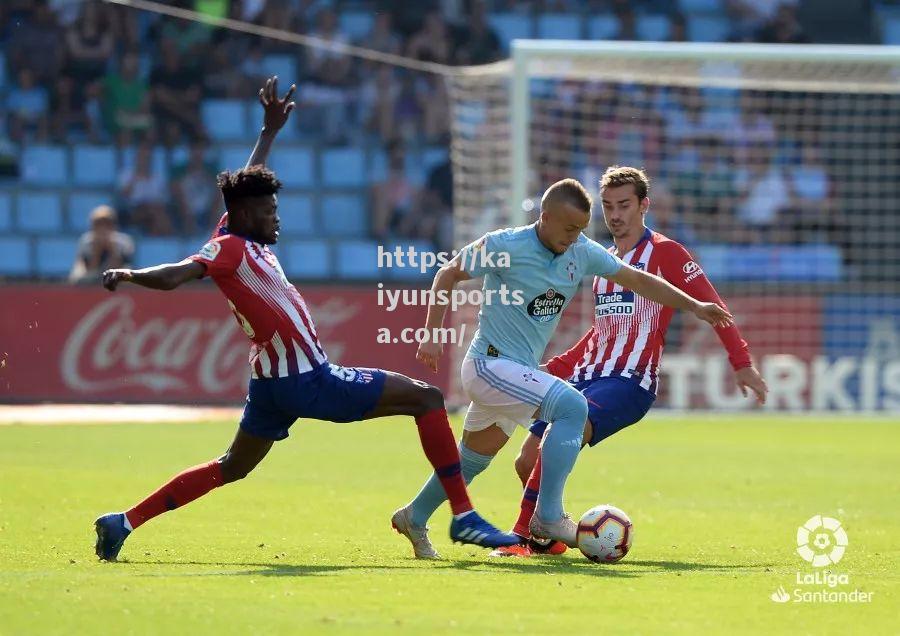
122, 513, 133, 532
452, 510, 474, 520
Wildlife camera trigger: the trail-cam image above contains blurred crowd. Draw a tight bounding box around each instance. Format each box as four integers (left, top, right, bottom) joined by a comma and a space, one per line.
1, 0, 827, 257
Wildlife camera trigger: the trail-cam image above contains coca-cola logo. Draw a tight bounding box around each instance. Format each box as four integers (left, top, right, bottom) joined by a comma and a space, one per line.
61, 296, 248, 394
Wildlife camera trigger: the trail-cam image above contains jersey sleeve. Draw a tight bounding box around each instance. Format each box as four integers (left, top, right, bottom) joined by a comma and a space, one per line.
584, 238, 625, 277
190, 234, 242, 279
457, 230, 508, 278
658, 241, 753, 370
546, 325, 595, 379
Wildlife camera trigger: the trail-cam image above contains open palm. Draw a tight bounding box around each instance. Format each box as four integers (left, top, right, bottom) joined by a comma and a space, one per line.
258, 76, 296, 132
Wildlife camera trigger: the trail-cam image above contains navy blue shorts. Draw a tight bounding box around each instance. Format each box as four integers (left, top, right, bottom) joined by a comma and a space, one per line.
530, 376, 655, 446
239, 363, 387, 441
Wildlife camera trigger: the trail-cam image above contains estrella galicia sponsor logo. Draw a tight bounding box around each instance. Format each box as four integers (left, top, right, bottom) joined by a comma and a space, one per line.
596, 291, 635, 317
527, 288, 566, 322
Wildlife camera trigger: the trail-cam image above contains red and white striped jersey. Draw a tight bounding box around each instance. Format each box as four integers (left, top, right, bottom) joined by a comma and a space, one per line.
547, 228, 751, 394
191, 233, 327, 379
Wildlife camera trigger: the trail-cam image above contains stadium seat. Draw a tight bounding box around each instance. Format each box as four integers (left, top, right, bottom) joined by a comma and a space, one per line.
68, 191, 113, 233
71, 145, 117, 187
335, 239, 379, 279
421, 147, 449, 173
202, 100, 248, 142
320, 194, 367, 237
20, 145, 68, 186
387, 239, 436, 282
35, 237, 78, 277
637, 14, 671, 41
261, 55, 298, 84
218, 146, 250, 171
883, 17, 900, 43
687, 15, 730, 42
678, 0, 723, 12
339, 11, 374, 41
15, 192, 63, 233
119, 145, 168, 177
281, 239, 332, 279
321, 147, 366, 187
134, 238, 186, 269
276, 193, 315, 236
269, 146, 315, 188
489, 13, 534, 51
0, 192, 11, 232
587, 15, 619, 40
0, 237, 32, 277
537, 13, 583, 40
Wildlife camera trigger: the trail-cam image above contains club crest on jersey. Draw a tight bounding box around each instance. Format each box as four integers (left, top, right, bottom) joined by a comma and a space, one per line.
199, 241, 221, 260
632, 262, 645, 271
596, 291, 635, 317
527, 288, 566, 322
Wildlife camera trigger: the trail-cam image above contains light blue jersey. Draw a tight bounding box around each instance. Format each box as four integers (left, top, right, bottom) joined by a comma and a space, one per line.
461, 223, 625, 368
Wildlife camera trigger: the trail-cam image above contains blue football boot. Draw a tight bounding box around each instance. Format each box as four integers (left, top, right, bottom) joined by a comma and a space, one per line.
449, 511, 520, 549
94, 513, 131, 561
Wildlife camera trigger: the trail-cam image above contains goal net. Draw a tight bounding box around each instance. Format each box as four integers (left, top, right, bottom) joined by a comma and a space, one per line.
447, 41, 900, 413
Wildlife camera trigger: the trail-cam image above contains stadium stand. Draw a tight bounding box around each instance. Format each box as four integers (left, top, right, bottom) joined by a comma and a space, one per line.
0, 0, 887, 283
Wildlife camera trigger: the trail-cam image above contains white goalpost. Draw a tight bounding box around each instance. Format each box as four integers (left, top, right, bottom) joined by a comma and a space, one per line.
447, 41, 900, 412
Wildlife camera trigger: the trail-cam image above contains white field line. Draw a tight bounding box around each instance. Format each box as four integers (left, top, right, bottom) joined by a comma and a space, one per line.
0, 404, 242, 425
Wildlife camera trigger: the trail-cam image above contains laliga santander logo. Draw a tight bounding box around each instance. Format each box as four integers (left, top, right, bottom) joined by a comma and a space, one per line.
796, 515, 848, 568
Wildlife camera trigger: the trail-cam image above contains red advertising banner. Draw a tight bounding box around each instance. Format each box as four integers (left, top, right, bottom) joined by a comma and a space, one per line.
0, 284, 448, 404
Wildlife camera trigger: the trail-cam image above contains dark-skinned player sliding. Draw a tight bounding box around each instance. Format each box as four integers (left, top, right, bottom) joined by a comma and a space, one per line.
93, 77, 518, 561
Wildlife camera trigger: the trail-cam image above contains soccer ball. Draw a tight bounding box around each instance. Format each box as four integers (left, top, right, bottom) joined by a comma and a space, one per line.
576, 504, 633, 563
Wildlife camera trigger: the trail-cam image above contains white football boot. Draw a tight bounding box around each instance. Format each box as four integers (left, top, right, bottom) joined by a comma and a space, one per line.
529, 512, 578, 549
391, 506, 440, 559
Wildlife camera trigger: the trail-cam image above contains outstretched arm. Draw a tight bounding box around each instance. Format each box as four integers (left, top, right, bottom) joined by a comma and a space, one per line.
416, 255, 473, 373
609, 265, 734, 328
246, 76, 296, 168
102, 260, 206, 292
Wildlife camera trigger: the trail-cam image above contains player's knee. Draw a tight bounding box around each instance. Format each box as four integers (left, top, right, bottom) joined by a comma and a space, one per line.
415, 383, 445, 414
218, 455, 254, 484
542, 385, 588, 431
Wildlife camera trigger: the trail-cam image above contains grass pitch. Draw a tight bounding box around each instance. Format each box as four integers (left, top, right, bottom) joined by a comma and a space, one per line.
0, 413, 897, 635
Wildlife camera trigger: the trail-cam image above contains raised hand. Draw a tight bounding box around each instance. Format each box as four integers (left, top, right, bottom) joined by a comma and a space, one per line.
258, 76, 296, 133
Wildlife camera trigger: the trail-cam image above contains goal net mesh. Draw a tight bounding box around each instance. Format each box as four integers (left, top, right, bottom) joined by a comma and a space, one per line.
446, 47, 900, 412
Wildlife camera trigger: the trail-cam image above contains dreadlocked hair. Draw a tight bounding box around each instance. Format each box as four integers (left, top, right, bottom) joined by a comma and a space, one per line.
217, 165, 282, 208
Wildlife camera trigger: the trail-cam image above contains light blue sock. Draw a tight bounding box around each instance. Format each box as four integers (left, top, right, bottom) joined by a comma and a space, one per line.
535, 380, 588, 522
408, 442, 494, 527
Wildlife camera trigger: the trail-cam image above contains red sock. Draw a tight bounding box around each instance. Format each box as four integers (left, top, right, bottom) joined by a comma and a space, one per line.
415, 408, 473, 516
513, 452, 541, 537
125, 460, 223, 530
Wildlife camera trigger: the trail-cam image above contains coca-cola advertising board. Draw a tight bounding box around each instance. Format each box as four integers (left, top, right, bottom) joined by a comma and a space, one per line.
0, 285, 447, 404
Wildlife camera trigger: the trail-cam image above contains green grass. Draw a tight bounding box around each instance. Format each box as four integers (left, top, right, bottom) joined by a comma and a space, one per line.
0, 414, 897, 635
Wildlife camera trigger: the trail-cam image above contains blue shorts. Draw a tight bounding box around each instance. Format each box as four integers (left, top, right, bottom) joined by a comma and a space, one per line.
529, 376, 655, 446
240, 363, 387, 441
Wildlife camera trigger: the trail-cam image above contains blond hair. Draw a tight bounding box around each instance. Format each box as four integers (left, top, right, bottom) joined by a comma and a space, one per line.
541, 178, 592, 213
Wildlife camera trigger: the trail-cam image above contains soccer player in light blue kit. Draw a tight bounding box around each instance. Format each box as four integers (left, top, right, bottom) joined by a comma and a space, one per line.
390, 178, 733, 558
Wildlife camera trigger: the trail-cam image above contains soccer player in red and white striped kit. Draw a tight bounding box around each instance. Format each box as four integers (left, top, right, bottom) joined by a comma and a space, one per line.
494, 166, 769, 557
